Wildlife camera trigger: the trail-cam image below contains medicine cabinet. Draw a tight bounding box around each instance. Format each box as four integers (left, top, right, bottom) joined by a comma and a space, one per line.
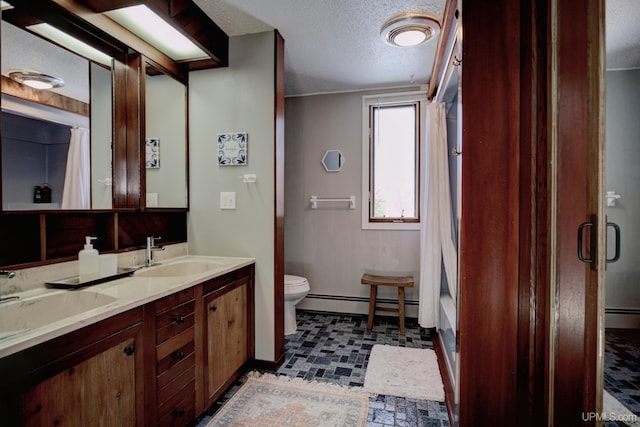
0, 0, 228, 268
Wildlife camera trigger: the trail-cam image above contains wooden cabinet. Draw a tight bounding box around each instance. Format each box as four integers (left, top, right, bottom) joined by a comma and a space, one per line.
0, 308, 145, 426
199, 264, 255, 411
0, 263, 255, 426
19, 335, 138, 426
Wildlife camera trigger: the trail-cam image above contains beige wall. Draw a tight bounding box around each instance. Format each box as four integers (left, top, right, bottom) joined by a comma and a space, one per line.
188, 32, 276, 361
285, 89, 422, 316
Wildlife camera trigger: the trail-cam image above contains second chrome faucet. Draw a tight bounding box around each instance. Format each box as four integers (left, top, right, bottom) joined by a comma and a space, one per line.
145, 236, 165, 267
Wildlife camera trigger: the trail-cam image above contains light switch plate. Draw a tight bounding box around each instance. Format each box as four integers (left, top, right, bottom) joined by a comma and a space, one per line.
220, 192, 236, 209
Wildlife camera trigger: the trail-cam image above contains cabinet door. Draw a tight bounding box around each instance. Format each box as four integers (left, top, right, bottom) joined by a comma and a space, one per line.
19, 329, 141, 426
203, 281, 248, 405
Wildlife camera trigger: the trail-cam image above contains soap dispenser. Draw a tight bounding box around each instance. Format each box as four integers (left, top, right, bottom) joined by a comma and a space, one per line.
79, 236, 99, 282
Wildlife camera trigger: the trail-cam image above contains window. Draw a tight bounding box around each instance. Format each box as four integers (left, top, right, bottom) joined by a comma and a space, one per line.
362, 92, 425, 230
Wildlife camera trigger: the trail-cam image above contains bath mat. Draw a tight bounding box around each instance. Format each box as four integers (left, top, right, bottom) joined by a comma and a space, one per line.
206, 371, 371, 427
363, 344, 445, 402
603, 390, 640, 426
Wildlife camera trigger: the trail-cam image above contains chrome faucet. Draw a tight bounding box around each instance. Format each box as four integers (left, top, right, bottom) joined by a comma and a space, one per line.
0, 270, 19, 304
145, 236, 165, 267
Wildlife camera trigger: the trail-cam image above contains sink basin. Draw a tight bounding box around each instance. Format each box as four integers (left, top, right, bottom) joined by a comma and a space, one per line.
0, 291, 117, 334
134, 260, 226, 278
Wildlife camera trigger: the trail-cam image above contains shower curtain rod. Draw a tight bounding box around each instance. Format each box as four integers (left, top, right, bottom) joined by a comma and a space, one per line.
433, 29, 460, 104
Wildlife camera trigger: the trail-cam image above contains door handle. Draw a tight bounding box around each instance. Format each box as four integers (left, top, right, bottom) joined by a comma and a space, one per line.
578, 215, 622, 270
578, 216, 597, 270
607, 222, 621, 264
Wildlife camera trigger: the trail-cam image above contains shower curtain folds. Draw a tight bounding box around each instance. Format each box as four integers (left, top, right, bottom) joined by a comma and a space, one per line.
61, 127, 90, 209
419, 102, 458, 328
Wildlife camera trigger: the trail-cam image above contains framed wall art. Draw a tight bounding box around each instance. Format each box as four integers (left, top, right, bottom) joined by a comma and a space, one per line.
146, 138, 160, 168
218, 132, 247, 166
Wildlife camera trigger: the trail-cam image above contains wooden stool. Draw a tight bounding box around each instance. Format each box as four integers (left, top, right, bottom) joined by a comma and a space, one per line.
361, 273, 414, 333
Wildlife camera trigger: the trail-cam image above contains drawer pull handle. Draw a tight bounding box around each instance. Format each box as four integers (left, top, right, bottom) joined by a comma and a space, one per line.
173, 351, 185, 360
174, 316, 185, 324
171, 408, 185, 417
210, 305, 217, 312
123, 345, 135, 356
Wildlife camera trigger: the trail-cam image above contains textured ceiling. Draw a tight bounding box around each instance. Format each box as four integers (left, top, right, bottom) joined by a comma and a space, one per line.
194, 0, 446, 96
2, 21, 89, 102
197, 0, 640, 96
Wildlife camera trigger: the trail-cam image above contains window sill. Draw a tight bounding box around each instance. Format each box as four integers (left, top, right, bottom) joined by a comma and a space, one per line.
361, 221, 421, 231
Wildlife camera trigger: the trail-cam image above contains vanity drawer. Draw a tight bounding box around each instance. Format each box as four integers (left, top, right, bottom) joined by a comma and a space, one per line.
156, 300, 195, 344
155, 288, 194, 313
157, 360, 195, 409
157, 339, 195, 387
157, 380, 196, 427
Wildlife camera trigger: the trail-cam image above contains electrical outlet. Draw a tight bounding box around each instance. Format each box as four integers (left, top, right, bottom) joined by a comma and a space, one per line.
220, 192, 236, 209
146, 193, 158, 207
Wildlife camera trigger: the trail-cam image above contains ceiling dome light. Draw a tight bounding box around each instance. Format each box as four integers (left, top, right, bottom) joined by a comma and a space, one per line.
7, 70, 64, 90
381, 14, 441, 47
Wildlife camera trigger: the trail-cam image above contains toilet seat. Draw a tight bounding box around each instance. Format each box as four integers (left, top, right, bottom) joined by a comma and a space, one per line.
285, 274, 309, 293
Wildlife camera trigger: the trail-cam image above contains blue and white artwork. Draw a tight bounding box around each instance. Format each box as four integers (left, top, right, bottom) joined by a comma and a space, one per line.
218, 132, 247, 166
146, 138, 160, 168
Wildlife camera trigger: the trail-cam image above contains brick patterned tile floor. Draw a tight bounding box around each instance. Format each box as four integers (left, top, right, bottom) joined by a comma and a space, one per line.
196, 310, 449, 427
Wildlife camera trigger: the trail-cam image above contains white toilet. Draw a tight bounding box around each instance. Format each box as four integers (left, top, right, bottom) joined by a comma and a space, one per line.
284, 274, 310, 335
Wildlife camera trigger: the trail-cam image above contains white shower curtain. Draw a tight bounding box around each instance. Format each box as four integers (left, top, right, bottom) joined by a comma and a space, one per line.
418, 102, 458, 328
61, 127, 91, 209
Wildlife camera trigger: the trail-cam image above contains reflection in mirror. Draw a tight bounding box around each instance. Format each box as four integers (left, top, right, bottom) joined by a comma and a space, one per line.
321, 150, 344, 172
144, 65, 187, 208
1, 110, 71, 209
91, 63, 113, 209
1, 20, 112, 210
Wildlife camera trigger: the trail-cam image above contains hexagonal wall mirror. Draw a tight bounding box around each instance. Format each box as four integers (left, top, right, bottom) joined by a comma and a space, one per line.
321, 150, 344, 172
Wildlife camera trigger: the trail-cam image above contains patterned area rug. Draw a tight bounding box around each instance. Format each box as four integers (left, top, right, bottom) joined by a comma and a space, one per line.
363, 344, 445, 402
207, 371, 371, 427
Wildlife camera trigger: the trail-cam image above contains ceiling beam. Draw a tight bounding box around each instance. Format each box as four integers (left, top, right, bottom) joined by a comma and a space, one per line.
1, 75, 90, 116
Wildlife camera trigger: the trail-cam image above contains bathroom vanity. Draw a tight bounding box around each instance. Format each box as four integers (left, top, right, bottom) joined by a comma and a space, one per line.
0, 256, 255, 426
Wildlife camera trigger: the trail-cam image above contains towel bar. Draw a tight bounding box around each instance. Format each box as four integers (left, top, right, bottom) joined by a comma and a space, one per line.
309, 195, 355, 209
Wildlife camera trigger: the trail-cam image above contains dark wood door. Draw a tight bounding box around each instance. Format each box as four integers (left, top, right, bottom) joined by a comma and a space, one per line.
458, 0, 606, 425
551, 0, 606, 424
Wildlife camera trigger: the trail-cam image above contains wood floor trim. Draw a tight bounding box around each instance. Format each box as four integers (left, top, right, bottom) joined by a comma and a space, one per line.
433, 328, 456, 426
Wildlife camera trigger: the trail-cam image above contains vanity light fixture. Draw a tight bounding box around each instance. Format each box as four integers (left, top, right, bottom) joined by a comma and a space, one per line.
27, 23, 113, 67
105, 5, 209, 62
381, 13, 441, 47
8, 70, 64, 90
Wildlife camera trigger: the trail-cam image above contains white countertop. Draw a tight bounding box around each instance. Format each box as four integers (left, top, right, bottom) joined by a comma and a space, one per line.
0, 255, 255, 358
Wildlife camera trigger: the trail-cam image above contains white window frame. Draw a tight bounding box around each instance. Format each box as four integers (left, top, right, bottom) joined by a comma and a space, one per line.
361, 91, 426, 230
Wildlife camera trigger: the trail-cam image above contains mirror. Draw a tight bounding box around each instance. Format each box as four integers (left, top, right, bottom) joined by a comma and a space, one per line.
321, 150, 344, 172
1, 19, 113, 210
144, 64, 187, 208
90, 63, 113, 209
